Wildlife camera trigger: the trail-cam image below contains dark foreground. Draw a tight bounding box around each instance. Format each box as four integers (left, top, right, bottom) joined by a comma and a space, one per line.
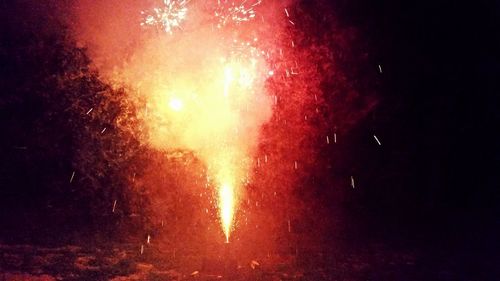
1, 238, 497, 281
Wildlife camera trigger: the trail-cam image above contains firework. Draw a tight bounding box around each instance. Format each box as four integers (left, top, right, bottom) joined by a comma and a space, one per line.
141, 0, 189, 34
78, 0, 306, 243
214, 0, 261, 28
71, 0, 376, 250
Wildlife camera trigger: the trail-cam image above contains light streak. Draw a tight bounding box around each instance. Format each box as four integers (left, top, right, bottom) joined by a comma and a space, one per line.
69, 171, 75, 183
374, 134, 382, 145
219, 182, 235, 242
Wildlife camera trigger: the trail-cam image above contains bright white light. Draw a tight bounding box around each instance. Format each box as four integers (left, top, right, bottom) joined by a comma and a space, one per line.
169, 98, 183, 111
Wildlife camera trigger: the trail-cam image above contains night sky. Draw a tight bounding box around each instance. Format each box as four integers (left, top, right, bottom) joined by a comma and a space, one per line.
0, 0, 499, 279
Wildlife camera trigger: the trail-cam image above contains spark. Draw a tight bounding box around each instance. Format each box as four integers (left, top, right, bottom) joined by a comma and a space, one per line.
350, 176, 355, 188
112, 200, 117, 213
378, 64, 383, 74
141, 0, 189, 34
69, 171, 75, 183
86, 108, 93, 115
214, 0, 261, 28
250, 260, 260, 269
326, 135, 330, 144
101, 127, 106, 134
374, 134, 382, 145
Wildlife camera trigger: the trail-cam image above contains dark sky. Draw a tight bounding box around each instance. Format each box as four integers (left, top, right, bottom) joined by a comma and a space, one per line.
332, 0, 500, 240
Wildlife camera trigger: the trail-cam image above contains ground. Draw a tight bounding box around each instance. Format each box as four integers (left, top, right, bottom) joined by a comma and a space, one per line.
2, 239, 490, 281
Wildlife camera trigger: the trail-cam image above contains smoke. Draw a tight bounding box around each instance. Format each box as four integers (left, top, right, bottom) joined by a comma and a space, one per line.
69, 0, 292, 239
63, 0, 378, 249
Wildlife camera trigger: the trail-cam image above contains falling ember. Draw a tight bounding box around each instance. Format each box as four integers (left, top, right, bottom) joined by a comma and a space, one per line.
69, 171, 75, 183
219, 182, 235, 242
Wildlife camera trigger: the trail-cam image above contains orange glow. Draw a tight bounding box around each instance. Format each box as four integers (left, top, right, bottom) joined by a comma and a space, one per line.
124, 33, 271, 241
73, 0, 278, 242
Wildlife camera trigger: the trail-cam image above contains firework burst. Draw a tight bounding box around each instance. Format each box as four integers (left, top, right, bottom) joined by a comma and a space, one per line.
214, 0, 261, 28
141, 0, 189, 34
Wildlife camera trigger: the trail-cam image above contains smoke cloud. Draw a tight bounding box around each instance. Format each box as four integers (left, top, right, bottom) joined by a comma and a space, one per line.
69, 0, 292, 239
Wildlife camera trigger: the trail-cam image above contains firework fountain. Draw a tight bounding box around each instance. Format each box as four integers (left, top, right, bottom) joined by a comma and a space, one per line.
71, 0, 374, 251
72, 0, 291, 243
136, 0, 274, 242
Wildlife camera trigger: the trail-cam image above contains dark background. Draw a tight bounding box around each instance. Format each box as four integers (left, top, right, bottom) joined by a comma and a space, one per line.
0, 0, 499, 278
333, 0, 500, 236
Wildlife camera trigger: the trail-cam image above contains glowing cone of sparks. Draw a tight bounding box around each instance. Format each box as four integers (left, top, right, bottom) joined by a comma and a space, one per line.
76, 0, 274, 244
219, 182, 235, 242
